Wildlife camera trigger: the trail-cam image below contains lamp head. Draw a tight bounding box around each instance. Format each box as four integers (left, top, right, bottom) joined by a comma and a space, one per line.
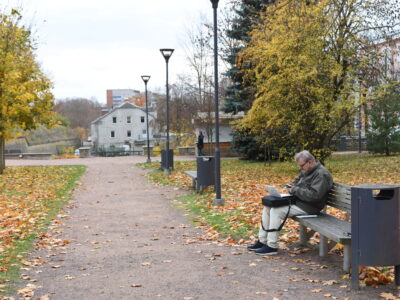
210, 0, 219, 9
160, 48, 174, 62
141, 75, 151, 84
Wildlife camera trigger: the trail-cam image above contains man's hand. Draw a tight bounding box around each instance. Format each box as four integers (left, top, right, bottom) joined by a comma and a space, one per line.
284, 184, 293, 194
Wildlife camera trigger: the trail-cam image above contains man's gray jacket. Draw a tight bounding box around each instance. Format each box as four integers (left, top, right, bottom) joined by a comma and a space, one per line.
291, 162, 333, 214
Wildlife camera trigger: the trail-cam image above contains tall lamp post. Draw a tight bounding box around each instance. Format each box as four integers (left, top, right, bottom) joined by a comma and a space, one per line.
210, 0, 224, 206
160, 48, 174, 175
141, 75, 151, 163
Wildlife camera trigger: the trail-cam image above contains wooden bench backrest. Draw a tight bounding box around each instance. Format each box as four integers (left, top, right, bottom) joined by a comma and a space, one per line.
327, 182, 351, 213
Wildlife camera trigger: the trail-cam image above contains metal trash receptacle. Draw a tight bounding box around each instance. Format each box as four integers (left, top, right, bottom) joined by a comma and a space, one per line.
351, 184, 400, 288
196, 156, 215, 190
161, 149, 174, 170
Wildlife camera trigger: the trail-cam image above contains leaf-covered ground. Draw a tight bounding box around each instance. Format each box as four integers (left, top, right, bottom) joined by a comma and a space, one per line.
0, 165, 85, 293
143, 154, 400, 287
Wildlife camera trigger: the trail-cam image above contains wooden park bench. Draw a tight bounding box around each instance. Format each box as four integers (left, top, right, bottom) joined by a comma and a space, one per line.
292, 182, 352, 272
184, 170, 215, 192
184, 170, 201, 192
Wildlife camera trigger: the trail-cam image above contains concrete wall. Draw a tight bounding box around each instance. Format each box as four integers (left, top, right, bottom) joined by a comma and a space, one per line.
5, 137, 80, 155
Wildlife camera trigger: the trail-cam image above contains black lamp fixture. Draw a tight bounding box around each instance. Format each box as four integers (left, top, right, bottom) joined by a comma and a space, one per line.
209, 0, 223, 206
141, 75, 151, 163
160, 48, 174, 175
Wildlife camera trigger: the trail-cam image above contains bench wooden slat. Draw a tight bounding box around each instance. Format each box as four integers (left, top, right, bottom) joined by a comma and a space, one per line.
184, 171, 197, 179
293, 213, 351, 245
327, 183, 352, 212
327, 199, 351, 212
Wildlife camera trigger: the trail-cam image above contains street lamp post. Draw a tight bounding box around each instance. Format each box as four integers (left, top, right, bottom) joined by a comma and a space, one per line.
210, 0, 224, 206
141, 75, 151, 163
160, 48, 174, 175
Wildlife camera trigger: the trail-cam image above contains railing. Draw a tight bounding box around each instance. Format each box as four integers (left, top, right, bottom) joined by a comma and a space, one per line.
96, 150, 144, 157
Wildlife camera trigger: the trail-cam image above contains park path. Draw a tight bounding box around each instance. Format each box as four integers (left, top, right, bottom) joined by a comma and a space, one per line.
6, 156, 397, 299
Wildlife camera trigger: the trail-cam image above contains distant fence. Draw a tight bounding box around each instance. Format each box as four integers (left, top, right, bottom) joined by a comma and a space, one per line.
96, 150, 143, 157
333, 137, 367, 152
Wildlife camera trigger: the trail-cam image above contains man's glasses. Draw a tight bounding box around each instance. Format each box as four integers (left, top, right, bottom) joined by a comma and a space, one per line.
298, 160, 309, 169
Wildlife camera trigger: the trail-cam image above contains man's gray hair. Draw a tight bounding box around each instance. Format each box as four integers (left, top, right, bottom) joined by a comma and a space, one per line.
294, 150, 316, 162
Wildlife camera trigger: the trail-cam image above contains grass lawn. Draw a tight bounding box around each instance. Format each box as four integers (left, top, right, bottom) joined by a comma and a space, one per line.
0, 165, 85, 294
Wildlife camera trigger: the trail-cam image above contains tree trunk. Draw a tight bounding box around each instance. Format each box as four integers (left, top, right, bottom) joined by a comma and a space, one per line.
0, 135, 5, 174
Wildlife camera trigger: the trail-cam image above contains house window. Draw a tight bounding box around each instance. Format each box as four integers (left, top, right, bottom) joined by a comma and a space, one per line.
142, 129, 147, 134
112, 117, 117, 123
127, 130, 131, 137
127, 116, 131, 123
141, 116, 145, 123
111, 131, 115, 138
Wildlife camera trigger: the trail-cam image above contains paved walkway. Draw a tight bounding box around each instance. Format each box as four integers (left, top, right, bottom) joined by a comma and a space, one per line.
6, 156, 397, 299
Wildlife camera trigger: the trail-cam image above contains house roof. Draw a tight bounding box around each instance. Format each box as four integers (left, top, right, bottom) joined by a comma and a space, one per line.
91, 102, 153, 125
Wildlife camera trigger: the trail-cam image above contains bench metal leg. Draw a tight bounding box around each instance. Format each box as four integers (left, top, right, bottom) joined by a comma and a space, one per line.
343, 244, 351, 273
299, 224, 308, 245
192, 178, 196, 189
195, 180, 200, 192
319, 235, 328, 257
395, 265, 400, 286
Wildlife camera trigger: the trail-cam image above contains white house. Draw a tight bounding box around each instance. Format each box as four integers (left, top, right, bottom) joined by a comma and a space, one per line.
91, 102, 155, 152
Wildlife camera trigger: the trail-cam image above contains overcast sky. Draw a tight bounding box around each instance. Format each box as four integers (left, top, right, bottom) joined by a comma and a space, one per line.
4, 0, 218, 104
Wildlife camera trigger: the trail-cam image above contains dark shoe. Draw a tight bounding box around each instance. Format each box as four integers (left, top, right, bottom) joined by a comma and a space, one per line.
247, 240, 264, 251
255, 244, 278, 256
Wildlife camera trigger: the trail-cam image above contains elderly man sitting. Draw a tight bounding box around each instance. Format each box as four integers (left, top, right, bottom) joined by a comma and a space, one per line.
248, 150, 333, 255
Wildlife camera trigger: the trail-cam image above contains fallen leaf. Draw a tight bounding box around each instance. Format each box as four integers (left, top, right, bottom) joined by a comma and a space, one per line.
131, 284, 142, 287
311, 289, 322, 293
323, 280, 339, 286
213, 253, 224, 257
51, 265, 61, 269
249, 263, 257, 267
380, 292, 399, 300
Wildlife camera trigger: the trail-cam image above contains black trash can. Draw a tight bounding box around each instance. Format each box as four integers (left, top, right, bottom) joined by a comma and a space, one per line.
351, 184, 400, 288
161, 149, 174, 170
196, 156, 215, 191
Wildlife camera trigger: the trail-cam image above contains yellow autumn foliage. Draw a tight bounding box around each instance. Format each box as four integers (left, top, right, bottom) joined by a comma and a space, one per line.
0, 9, 55, 172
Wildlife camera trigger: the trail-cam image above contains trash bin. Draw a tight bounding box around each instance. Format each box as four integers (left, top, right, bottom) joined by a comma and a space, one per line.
79, 147, 91, 158
196, 156, 215, 190
161, 149, 174, 170
351, 184, 400, 288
